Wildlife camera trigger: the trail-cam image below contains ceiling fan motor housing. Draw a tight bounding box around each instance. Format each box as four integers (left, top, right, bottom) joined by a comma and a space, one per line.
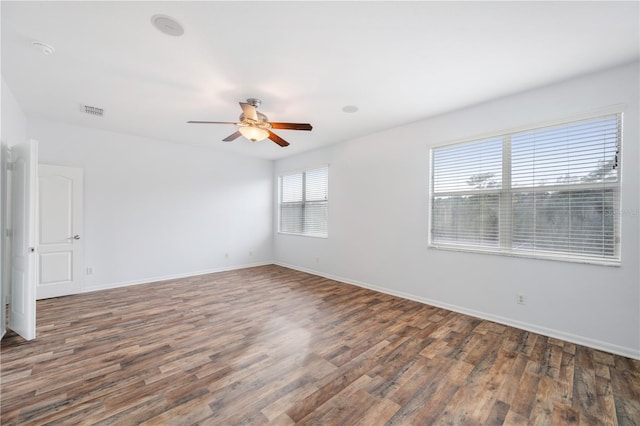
246, 98, 262, 108
240, 111, 270, 127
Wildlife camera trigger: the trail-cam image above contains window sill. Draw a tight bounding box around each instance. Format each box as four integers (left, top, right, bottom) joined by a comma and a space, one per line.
428, 243, 621, 267
277, 232, 328, 239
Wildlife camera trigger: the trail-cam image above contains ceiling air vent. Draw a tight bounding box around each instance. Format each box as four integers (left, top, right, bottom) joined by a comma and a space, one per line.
81, 105, 104, 117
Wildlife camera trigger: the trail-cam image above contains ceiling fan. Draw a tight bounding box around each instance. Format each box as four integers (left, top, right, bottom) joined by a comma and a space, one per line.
187, 98, 312, 147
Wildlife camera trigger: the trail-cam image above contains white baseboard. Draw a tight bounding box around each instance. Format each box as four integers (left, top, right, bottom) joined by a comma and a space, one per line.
81, 261, 273, 293
275, 262, 640, 361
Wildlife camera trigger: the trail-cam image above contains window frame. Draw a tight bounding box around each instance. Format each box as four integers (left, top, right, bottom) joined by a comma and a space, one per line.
428, 111, 622, 266
277, 165, 329, 238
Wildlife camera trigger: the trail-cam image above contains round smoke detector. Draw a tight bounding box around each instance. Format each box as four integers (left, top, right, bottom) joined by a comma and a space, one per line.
151, 14, 184, 37
32, 41, 55, 55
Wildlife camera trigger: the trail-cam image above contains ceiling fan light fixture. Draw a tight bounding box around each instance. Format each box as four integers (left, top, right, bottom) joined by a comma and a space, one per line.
239, 126, 269, 142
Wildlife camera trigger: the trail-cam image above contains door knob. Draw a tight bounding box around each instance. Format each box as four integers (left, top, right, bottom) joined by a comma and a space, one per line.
73, 235, 80, 240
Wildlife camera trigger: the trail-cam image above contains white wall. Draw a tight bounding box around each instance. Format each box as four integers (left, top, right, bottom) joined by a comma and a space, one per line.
274, 62, 640, 359
1, 75, 28, 337
1, 77, 27, 144
28, 119, 274, 291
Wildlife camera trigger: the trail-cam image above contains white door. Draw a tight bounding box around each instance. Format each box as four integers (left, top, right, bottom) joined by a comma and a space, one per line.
9, 140, 38, 340
37, 165, 83, 299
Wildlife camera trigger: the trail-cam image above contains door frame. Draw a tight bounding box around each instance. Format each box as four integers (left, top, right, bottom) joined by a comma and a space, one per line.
1, 143, 7, 339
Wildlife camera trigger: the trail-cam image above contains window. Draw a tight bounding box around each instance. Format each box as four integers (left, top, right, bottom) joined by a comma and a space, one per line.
279, 166, 328, 237
430, 114, 621, 264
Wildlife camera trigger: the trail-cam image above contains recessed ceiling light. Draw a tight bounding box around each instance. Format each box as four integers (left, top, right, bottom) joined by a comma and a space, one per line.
151, 14, 184, 37
31, 41, 55, 55
342, 105, 359, 113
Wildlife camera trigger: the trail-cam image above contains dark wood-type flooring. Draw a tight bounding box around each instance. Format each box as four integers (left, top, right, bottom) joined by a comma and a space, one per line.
1, 265, 639, 425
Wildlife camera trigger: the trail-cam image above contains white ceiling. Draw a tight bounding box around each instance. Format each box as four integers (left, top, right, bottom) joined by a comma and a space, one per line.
2, 1, 639, 160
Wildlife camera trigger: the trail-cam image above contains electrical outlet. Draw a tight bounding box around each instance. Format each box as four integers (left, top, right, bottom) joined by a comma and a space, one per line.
517, 294, 526, 305
86, 267, 93, 275
249, 251, 253, 257
224, 253, 229, 259
315, 257, 320, 263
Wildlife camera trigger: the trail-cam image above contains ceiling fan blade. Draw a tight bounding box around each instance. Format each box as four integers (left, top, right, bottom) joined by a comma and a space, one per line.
269, 122, 313, 131
268, 131, 290, 147
239, 102, 258, 121
222, 131, 242, 142
187, 121, 238, 125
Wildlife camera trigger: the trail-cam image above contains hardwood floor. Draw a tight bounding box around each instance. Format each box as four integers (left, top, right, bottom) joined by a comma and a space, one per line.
1, 265, 639, 425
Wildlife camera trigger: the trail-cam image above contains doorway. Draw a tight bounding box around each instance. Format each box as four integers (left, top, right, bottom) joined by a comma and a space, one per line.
36, 164, 83, 299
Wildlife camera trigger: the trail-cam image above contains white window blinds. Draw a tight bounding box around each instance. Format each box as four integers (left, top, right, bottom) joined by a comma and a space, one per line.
432, 137, 503, 248
431, 114, 621, 264
279, 166, 328, 237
